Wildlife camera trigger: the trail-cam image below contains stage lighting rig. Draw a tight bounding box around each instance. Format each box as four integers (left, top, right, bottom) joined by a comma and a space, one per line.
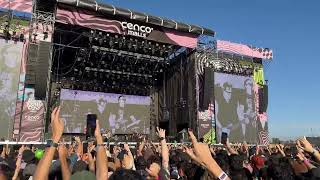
88, 30, 177, 58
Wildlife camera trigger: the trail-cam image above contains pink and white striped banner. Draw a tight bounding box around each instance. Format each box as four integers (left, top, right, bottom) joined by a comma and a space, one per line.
0, 0, 32, 13
217, 40, 273, 60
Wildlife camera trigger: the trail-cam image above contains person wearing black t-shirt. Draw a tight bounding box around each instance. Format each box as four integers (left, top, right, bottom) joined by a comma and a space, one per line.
215, 82, 241, 143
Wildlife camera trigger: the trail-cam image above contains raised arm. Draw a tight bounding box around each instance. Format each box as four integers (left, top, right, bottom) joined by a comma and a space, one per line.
34, 107, 64, 180
95, 120, 108, 180
156, 127, 169, 170
58, 143, 71, 180
137, 137, 145, 157
188, 130, 231, 180
74, 136, 83, 157
276, 144, 285, 157
12, 145, 25, 180
297, 137, 320, 162
225, 138, 238, 155
87, 144, 96, 173
124, 143, 135, 170
297, 151, 316, 170
1, 145, 6, 158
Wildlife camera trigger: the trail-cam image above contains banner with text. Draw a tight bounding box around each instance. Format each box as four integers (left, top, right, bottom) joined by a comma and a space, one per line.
56, 5, 198, 48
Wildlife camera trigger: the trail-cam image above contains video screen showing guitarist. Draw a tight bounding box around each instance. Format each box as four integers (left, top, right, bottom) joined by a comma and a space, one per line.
108, 95, 141, 134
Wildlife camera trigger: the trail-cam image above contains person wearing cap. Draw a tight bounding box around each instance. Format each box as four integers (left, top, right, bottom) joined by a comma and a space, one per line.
215, 82, 240, 143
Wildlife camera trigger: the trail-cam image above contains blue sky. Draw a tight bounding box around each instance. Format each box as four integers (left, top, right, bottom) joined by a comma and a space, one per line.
102, 0, 320, 139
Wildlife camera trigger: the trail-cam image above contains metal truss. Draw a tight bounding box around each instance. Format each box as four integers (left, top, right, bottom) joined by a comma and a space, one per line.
31, 10, 55, 26
197, 34, 216, 52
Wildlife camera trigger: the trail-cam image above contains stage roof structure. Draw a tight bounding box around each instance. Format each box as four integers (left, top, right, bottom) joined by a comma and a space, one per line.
56, 0, 215, 37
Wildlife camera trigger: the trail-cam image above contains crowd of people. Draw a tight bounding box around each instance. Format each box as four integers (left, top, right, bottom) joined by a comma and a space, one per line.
0, 107, 319, 180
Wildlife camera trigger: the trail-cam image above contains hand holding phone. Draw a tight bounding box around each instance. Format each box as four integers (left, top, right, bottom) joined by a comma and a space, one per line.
221, 132, 228, 144
86, 114, 97, 138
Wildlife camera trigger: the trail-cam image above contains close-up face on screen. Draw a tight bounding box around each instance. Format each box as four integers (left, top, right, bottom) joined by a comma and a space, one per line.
60, 89, 151, 134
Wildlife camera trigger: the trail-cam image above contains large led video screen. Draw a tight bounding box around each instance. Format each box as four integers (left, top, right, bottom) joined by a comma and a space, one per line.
60, 89, 150, 134
214, 73, 257, 143
0, 39, 23, 139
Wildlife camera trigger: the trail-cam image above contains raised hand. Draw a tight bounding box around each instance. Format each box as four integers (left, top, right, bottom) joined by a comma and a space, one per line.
74, 136, 81, 143
51, 107, 64, 142
58, 143, 68, 160
242, 142, 249, 153
95, 120, 103, 144
296, 151, 306, 161
188, 130, 214, 167
156, 127, 166, 138
18, 145, 25, 155
113, 146, 120, 156
297, 137, 314, 153
88, 143, 96, 153
124, 143, 130, 152
209, 146, 216, 156
276, 144, 285, 157
183, 145, 197, 160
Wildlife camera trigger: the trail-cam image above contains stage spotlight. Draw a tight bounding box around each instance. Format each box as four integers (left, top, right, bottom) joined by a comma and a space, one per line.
128, 38, 133, 50
114, 35, 119, 44
79, 48, 87, 56
94, 72, 98, 77
98, 32, 103, 45
133, 39, 138, 51
109, 37, 114, 48
106, 73, 110, 79
159, 49, 164, 57
151, 45, 156, 55
90, 30, 95, 42
119, 38, 123, 49
148, 42, 152, 49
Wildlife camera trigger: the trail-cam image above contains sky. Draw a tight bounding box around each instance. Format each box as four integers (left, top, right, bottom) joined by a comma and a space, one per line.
101, 0, 320, 139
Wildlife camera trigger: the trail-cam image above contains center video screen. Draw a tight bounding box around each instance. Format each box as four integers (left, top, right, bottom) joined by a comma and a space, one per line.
214, 73, 257, 143
60, 89, 151, 134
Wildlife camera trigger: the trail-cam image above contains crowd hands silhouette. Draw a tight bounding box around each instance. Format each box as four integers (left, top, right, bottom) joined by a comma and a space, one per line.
0, 106, 319, 179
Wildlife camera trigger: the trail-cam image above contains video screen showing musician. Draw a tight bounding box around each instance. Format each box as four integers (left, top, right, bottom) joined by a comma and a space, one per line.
60, 89, 151, 135
215, 82, 240, 142
237, 79, 257, 142
108, 95, 141, 134
214, 73, 257, 143
93, 97, 109, 131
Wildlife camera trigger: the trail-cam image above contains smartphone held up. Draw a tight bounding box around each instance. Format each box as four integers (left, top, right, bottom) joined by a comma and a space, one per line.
86, 114, 97, 138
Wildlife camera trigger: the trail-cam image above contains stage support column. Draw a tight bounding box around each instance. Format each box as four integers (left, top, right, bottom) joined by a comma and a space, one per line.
150, 87, 159, 140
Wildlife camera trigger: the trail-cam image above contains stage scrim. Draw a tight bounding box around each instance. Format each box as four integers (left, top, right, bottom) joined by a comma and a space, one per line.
60, 89, 151, 134
214, 72, 257, 143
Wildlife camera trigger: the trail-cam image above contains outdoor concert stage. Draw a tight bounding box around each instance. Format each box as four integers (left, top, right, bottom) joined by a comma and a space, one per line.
0, 0, 271, 145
